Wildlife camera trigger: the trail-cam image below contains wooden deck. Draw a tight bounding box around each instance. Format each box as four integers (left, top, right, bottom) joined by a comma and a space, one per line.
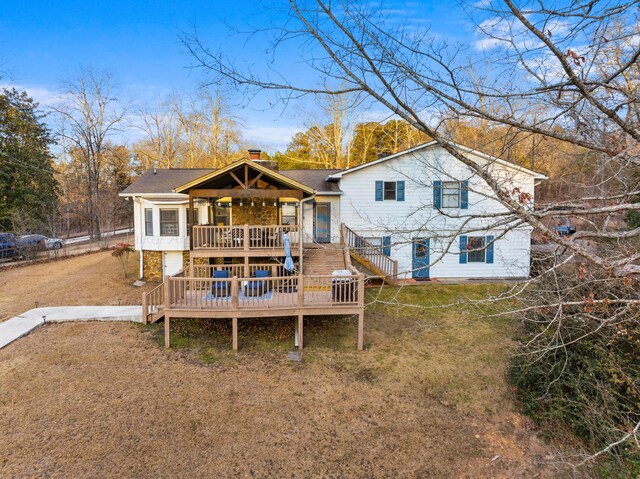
143, 273, 365, 351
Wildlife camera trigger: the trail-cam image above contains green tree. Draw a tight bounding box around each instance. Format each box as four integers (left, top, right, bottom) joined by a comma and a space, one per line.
0, 88, 58, 233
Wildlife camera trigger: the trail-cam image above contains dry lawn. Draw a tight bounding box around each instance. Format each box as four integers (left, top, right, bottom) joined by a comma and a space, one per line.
0, 254, 570, 478
0, 250, 155, 322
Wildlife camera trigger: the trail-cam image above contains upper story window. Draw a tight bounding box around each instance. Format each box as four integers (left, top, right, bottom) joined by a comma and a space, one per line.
160, 209, 179, 236
144, 208, 153, 236
434, 180, 468, 209
375, 180, 405, 201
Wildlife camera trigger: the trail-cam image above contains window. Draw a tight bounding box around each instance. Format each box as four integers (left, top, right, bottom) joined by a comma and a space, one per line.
144, 208, 153, 236
160, 209, 179, 236
281, 204, 298, 225
213, 203, 231, 226
375, 180, 405, 201
434, 180, 468, 209
364, 237, 382, 247
384, 181, 396, 200
442, 181, 460, 208
186, 208, 199, 236
467, 236, 486, 263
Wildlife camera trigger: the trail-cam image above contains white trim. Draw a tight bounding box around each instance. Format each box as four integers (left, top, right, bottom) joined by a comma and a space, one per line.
327, 141, 547, 180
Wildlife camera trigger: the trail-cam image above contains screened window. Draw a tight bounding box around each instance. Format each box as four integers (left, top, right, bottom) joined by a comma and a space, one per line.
281, 204, 298, 225
467, 236, 486, 263
214, 204, 231, 226
160, 209, 179, 236
441, 181, 460, 208
144, 208, 153, 236
384, 181, 397, 200
186, 208, 199, 236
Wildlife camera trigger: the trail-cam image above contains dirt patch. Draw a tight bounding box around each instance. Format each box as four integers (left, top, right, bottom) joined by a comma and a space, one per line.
0, 250, 155, 322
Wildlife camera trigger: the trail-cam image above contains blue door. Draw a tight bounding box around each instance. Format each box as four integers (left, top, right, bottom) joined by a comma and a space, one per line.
314, 203, 331, 243
412, 238, 430, 278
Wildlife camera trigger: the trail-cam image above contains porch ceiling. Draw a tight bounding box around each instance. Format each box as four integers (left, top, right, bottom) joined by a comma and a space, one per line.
174, 159, 315, 197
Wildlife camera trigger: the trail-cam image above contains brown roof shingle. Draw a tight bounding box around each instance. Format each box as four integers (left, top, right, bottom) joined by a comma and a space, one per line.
121, 167, 342, 195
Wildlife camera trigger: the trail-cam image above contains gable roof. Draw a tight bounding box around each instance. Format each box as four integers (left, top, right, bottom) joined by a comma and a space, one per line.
326, 141, 547, 180
173, 159, 316, 194
120, 164, 342, 197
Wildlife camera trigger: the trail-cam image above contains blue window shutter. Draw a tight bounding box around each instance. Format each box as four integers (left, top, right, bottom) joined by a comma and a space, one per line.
382, 236, 391, 256
459, 236, 468, 264
486, 235, 494, 264
460, 181, 469, 209
375, 181, 383, 201
397, 181, 405, 201
433, 181, 442, 208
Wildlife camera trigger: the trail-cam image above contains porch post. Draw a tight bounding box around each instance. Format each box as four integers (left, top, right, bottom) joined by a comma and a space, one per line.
358, 273, 365, 351
188, 192, 194, 250
298, 314, 304, 350
164, 314, 171, 349
232, 317, 238, 351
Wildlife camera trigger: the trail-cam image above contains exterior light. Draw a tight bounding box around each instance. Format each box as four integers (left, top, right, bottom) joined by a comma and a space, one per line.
239, 200, 243, 206
251, 200, 255, 207
262, 201, 266, 207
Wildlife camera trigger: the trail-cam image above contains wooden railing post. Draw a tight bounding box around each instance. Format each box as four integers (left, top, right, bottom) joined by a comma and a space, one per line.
231, 276, 239, 311
243, 224, 249, 251
164, 278, 170, 309
298, 274, 304, 307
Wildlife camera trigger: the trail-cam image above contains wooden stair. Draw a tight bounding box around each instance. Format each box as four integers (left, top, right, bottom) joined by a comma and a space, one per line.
302, 244, 347, 276
340, 224, 399, 285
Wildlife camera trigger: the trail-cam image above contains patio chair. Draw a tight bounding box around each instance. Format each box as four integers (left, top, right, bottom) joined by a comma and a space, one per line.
244, 269, 272, 297
212, 269, 230, 297
232, 227, 244, 248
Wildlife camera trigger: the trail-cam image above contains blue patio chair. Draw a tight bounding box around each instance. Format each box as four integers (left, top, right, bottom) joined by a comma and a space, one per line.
212, 269, 230, 297
244, 269, 272, 297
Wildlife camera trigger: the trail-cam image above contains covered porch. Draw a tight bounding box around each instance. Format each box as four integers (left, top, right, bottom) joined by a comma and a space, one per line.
175, 159, 314, 255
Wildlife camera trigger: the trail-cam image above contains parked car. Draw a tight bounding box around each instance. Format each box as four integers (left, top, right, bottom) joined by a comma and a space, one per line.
20, 234, 64, 250
0, 233, 20, 259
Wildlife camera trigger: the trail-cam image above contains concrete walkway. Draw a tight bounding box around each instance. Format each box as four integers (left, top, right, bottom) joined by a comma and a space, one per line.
0, 306, 142, 350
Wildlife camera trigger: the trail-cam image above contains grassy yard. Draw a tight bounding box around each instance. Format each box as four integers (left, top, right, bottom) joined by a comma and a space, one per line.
0, 253, 569, 477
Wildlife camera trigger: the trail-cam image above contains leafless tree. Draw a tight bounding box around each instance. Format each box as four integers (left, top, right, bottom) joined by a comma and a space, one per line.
53, 68, 127, 239
183, 0, 640, 468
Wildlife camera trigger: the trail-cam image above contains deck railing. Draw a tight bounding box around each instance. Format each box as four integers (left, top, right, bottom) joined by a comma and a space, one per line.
192, 225, 300, 250
341, 224, 398, 280
192, 263, 296, 279
163, 273, 364, 312
142, 282, 164, 324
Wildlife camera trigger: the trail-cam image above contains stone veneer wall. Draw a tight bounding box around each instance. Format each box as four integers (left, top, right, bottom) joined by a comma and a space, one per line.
142, 250, 163, 281
233, 204, 277, 225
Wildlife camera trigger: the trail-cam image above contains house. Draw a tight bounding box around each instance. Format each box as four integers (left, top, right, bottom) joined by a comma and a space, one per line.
120, 143, 545, 350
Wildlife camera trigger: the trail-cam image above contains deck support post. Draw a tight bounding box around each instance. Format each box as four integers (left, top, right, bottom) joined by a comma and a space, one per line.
232, 317, 238, 351
164, 315, 171, 349
357, 311, 364, 351
298, 314, 304, 350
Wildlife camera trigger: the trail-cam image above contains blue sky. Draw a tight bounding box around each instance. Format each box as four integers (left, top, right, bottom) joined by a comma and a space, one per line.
0, 0, 475, 151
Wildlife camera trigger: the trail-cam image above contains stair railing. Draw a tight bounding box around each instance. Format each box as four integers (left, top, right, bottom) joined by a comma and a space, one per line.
142, 282, 164, 324
341, 223, 398, 281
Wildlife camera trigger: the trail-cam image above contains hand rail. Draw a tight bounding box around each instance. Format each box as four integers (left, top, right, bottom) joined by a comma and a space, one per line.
341, 223, 398, 280
192, 225, 300, 250
142, 282, 164, 324
164, 273, 364, 311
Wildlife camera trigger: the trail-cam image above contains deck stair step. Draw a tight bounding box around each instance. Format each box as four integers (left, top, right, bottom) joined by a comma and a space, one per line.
303, 244, 347, 276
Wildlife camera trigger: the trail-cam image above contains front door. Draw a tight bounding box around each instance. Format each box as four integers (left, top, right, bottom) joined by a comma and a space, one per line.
314, 203, 331, 243
412, 238, 430, 278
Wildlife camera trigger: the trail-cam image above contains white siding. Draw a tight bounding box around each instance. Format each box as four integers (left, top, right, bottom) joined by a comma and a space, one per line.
336, 145, 535, 279
135, 198, 190, 252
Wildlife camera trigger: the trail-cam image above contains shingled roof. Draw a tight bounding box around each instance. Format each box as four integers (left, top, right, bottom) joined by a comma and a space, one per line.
120, 167, 342, 195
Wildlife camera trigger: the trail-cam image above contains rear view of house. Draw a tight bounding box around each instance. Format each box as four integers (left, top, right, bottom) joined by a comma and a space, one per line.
120, 142, 544, 349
